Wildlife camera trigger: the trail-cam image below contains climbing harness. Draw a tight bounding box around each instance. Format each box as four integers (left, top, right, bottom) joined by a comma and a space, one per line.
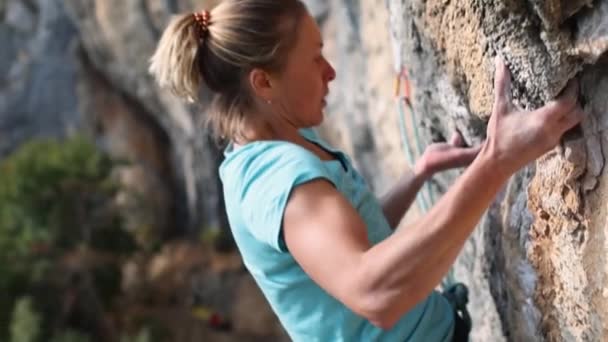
442, 283, 473, 340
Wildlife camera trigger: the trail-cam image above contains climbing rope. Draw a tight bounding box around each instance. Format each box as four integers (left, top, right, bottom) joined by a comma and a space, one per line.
393, 68, 456, 289
394, 71, 429, 212
393, 69, 433, 212
394, 67, 471, 338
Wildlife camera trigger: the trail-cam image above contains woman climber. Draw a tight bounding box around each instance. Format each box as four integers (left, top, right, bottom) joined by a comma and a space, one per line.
149, 0, 584, 341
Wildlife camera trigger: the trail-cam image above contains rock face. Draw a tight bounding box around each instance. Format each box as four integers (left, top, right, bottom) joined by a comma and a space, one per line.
3, 0, 608, 340
0, 0, 227, 238
0, 0, 82, 157
384, 0, 608, 340
61, 0, 228, 235
308, 0, 608, 340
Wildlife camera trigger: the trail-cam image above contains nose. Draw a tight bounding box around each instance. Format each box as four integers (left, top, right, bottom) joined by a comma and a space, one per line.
323, 59, 336, 83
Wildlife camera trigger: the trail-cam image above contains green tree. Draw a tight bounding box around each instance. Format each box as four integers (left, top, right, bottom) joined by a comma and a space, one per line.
9, 297, 41, 342
0, 136, 136, 341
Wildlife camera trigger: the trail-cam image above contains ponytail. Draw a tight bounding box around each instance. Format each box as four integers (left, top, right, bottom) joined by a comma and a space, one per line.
149, 14, 205, 102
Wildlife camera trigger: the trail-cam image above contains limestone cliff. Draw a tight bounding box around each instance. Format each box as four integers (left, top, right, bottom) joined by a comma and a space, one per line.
1, 0, 227, 239
384, 0, 608, 340
2, 0, 608, 340
310, 0, 608, 340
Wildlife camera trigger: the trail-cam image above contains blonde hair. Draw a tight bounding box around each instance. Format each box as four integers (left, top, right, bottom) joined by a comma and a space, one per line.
149, 0, 307, 142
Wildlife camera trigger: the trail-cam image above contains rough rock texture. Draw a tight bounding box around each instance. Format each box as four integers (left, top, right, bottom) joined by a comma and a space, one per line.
3, 0, 608, 340
0, 0, 227, 237
386, 0, 608, 340
0, 0, 82, 157
61, 0, 227, 233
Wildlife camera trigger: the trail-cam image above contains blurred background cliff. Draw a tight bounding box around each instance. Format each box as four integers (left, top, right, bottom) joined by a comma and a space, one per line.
1, 0, 608, 341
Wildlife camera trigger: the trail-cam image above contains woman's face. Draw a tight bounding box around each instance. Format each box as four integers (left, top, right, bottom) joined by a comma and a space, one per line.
271, 13, 336, 128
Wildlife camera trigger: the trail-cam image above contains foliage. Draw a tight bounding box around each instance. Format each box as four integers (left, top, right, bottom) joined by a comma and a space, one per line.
50, 330, 91, 342
121, 326, 152, 342
0, 136, 136, 341
9, 297, 41, 342
0, 136, 131, 260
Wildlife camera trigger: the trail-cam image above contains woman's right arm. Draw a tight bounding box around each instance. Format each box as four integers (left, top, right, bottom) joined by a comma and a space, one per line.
282, 58, 584, 329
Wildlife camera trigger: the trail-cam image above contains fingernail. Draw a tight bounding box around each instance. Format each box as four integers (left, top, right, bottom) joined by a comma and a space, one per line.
495, 55, 502, 68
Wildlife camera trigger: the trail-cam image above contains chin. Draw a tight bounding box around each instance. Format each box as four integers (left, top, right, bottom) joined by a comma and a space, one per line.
313, 112, 324, 126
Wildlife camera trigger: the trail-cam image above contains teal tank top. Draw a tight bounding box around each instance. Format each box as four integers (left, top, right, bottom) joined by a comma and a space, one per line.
219, 128, 454, 341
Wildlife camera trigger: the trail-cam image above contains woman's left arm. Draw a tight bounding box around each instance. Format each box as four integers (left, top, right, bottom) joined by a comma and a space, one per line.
380, 131, 481, 229
379, 167, 427, 229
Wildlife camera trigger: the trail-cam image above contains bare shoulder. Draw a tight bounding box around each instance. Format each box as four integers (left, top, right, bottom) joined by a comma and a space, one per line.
281, 178, 371, 311
282, 177, 369, 263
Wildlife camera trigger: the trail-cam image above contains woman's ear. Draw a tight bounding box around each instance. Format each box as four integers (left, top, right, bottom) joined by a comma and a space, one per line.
249, 68, 275, 102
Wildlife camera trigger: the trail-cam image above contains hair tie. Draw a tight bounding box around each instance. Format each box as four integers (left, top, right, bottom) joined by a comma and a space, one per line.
193, 10, 211, 40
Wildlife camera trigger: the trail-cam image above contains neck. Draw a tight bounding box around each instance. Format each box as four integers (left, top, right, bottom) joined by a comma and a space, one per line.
235, 105, 304, 145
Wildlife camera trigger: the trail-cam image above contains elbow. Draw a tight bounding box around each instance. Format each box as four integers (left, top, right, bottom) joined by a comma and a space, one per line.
350, 267, 396, 329
354, 279, 427, 330
349, 281, 406, 330
350, 255, 431, 330
356, 292, 402, 330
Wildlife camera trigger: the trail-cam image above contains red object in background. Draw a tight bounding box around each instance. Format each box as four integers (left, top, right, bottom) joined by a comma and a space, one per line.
208, 312, 232, 331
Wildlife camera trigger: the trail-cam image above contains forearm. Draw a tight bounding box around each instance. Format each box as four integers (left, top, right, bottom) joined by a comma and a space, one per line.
380, 168, 428, 229
359, 149, 509, 326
